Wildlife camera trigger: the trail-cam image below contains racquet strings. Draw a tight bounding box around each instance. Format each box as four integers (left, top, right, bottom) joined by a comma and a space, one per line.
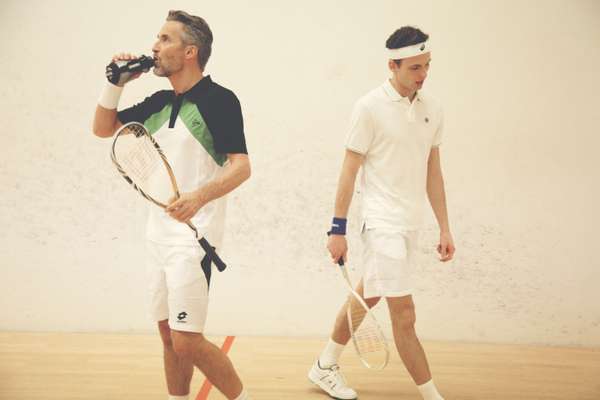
347, 293, 388, 369
113, 123, 173, 205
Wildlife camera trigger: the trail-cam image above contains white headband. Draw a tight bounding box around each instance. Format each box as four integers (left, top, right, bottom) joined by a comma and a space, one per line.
387, 40, 431, 60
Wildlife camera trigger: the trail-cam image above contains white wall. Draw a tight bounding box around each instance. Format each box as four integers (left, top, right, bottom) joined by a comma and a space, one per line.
1, 0, 599, 346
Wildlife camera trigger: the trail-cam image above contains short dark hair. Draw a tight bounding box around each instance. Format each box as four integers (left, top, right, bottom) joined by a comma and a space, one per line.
167, 10, 213, 69
386, 26, 429, 65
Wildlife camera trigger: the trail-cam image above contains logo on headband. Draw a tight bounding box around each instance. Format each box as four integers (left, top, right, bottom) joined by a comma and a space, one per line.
388, 41, 431, 60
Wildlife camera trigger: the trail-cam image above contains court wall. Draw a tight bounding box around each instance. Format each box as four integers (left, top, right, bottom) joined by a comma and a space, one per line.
1, 0, 599, 346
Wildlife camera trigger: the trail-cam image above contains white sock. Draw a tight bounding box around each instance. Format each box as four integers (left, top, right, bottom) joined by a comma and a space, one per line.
318, 338, 345, 368
417, 380, 444, 400
233, 389, 249, 400
168, 395, 189, 400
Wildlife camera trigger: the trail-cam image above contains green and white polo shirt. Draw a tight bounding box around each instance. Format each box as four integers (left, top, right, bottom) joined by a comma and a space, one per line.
118, 75, 247, 247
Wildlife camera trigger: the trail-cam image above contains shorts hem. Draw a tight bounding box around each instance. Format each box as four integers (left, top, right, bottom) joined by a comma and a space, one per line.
382, 290, 413, 298
364, 286, 412, 299
168, 322, 205, 333
151, 312, 169, 322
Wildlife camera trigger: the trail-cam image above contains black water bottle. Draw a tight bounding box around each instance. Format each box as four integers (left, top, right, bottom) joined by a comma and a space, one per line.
105, 55, 155, 86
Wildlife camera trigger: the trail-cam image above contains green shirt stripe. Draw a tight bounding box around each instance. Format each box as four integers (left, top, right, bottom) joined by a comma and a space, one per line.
144, 103, 172, 135
179, 100, 227, 166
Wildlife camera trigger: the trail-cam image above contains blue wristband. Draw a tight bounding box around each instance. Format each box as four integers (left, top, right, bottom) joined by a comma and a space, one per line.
328, 217, 347, 235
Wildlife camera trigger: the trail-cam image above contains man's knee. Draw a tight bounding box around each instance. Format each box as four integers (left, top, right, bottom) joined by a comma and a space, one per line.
171, 330, 207, 359
388, 297, 417, 335
365, 296, 381, 309
398, 306, 417, 332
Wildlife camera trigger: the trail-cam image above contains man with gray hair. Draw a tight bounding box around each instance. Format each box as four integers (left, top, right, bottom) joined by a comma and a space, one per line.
93, 10, 251, 400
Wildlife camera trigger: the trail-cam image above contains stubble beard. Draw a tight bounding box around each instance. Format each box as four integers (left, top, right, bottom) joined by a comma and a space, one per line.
153, 66, 170, 77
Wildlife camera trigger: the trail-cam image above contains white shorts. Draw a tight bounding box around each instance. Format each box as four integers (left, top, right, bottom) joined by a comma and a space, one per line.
361, 228, 419, 299
146, 240, 213, 333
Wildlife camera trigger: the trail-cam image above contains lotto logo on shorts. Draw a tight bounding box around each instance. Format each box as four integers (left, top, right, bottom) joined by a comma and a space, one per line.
177, 311, 188, 323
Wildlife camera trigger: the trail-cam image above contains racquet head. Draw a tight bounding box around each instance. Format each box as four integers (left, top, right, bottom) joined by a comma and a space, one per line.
111, 122, 178, 208
339, 259, 390, 370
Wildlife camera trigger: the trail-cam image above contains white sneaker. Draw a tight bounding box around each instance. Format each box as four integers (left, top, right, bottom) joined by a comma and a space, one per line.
308, 360, 358, 400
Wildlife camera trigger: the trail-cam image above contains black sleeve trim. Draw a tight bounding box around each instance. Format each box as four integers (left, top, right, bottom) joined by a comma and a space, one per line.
197, 87, 248, 155
117, 90, 173, 125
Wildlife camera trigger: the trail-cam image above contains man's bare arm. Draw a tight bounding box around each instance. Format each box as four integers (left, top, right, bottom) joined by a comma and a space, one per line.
327, 149, 364, 263
93, 105, 122, 138
333, 150, 364, 218
426, 147, 449, 232
426, 146, 455, 261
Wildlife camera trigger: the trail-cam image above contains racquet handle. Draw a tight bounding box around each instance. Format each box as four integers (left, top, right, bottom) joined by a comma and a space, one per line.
198, 237, 227, 272
337, 258, 345, 266
185, 222, 227, 272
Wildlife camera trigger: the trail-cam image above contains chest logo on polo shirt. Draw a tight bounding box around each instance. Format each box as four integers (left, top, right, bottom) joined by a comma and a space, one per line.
420, 44, 425, 51
425, 117, 429, 123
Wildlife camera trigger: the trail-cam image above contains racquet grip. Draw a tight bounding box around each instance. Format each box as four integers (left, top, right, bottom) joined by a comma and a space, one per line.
198, 237, 227, 271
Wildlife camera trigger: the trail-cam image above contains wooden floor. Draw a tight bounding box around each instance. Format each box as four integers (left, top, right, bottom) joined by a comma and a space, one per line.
1, 333, 599, 399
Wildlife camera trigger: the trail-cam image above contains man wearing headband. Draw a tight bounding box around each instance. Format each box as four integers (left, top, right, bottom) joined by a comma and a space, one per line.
309, 26, 455, 400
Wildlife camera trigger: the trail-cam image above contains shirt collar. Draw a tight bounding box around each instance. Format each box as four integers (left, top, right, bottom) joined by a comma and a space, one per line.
382, 79, 421, 104
178, 75, 212, 97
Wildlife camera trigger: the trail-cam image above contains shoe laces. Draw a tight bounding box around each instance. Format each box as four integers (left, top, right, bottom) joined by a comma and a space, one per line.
325, 364, 348, 387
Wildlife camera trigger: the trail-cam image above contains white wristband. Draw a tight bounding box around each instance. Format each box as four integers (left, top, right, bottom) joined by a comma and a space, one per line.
98, 81, 124, 110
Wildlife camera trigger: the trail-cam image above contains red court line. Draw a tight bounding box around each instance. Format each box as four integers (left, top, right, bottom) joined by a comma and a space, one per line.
195, 336, 236, 400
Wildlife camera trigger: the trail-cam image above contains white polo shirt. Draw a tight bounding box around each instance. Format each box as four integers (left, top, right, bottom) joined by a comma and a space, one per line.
346, 79, 443, 231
